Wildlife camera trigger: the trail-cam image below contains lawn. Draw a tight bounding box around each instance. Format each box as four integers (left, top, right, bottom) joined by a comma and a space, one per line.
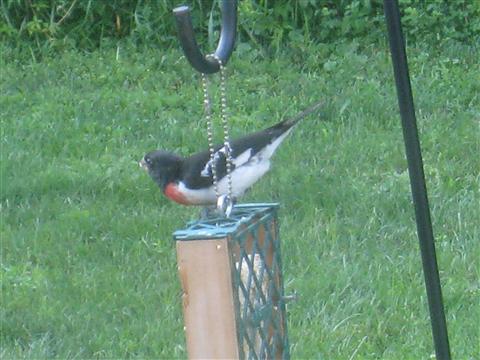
1, 39, 478, 359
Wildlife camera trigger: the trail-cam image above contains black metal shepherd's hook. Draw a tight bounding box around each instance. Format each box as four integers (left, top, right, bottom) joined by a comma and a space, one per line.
173, 0, 238, 74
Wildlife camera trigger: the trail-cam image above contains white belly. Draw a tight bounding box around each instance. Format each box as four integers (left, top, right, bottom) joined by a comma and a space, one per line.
178, 159, 271, 205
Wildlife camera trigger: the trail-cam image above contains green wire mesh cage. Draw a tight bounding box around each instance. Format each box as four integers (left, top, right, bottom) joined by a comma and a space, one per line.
174, 203, 290, 359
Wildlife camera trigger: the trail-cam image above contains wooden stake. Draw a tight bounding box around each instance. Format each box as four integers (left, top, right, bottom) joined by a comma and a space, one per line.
177, 238, 239, 359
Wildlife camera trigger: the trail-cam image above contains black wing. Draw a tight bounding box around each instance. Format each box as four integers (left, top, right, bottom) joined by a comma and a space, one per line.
181, 121, 293, 190
181, 101, 323, 189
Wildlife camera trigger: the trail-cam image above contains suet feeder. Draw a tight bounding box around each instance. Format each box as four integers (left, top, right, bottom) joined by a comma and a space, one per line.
174, 203, 290, 359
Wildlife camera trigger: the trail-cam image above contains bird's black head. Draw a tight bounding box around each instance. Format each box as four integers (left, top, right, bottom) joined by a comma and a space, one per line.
140, 150, 183, 190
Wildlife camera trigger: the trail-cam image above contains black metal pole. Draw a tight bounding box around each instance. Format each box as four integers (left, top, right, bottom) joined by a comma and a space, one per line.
383, 1, 451, 359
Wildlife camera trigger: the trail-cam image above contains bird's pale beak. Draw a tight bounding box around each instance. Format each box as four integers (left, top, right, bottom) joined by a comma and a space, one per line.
139, 158, 148, 171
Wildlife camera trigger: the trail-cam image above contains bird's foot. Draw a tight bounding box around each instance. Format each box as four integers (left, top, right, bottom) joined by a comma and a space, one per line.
199, 196, 238, 220
199, 206, 217, 220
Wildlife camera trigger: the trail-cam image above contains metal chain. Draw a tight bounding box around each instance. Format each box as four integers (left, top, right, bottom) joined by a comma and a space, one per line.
201, 55, 234, 216
201, 73, 219, 198
216, 56, 234, 201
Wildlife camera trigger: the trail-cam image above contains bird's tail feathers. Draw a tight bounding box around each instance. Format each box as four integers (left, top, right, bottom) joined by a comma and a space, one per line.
280, 100, 324, 128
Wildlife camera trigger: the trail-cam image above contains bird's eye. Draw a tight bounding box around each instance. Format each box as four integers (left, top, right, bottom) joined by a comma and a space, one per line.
145, 157, 152, 164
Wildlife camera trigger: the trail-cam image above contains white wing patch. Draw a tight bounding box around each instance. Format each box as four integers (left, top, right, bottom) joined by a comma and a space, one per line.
200, 146, 253, 177
200, 165, 211, 177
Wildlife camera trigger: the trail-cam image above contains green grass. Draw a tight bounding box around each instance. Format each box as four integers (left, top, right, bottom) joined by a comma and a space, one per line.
1, 39, 479, 359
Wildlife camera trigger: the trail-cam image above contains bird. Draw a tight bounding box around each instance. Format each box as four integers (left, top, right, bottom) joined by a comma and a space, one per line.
139, 101, 323, 206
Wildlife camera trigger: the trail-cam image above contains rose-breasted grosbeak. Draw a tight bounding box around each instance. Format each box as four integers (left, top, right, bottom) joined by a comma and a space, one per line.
140, 102, 322, 206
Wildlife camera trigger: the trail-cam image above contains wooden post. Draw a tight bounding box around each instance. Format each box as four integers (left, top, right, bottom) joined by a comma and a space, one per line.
177, 238, 239, 359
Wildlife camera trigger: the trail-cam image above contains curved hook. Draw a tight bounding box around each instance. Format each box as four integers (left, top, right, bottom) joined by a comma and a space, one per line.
173, 0, 237, 74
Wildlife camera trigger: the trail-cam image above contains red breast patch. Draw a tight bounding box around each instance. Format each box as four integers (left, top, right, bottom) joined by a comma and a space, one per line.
164, 183, 190, 205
